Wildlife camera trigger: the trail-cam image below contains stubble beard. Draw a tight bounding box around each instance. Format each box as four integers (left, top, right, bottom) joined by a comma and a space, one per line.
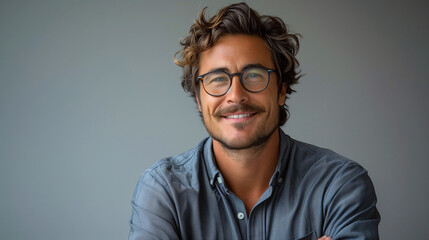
203, 113, 279, 152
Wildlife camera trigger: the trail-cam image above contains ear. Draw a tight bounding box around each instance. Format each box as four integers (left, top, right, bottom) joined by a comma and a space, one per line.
278, 83, 287, 106
195, 95, 202, 112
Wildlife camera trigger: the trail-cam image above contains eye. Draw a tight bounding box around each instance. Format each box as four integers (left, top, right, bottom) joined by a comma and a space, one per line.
243, 68, 266, 81
246, 72, 262, 79
209, 76, 228, 83
205, 73, 229, 85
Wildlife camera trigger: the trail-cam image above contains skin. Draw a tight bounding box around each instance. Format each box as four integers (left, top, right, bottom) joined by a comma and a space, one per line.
319, 236, 332, 240
196, 34, 330, 240
197, 36, 285, 152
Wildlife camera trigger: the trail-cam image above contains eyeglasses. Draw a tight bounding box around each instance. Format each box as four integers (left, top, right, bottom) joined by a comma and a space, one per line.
197, 66, 276, 97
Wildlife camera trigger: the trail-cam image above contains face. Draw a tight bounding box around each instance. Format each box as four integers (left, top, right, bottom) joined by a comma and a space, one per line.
197, 34, 286, 150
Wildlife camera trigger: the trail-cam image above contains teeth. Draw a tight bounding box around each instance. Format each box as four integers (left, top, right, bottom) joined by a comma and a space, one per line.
225, 113, 252, 119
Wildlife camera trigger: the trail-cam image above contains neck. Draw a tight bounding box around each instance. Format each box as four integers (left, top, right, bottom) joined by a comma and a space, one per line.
212, 128, 281, 213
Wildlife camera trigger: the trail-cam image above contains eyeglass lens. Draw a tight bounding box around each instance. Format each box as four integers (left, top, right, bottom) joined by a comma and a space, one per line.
202, 67, 269, 96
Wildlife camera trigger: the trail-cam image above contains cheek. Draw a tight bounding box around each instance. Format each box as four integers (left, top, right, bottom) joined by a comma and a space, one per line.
264, 85, 282, 107
199, 95, 220, 114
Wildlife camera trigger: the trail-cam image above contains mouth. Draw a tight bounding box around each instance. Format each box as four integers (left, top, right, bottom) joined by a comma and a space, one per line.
221, 112, 257, 121
223, 113, 256, 119
214, 103, 264, 122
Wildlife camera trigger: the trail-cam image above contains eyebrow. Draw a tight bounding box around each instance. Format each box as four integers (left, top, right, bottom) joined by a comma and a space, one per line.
241, 63, 266, 72
205, 67, 229, 73
205, 63, 267, 74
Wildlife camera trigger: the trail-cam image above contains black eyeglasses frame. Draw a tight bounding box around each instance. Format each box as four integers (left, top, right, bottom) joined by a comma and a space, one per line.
197, 66, 277, 97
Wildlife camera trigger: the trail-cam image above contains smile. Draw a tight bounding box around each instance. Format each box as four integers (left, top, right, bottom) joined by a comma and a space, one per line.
225, 113, 251, 119
223, 113, 256, 119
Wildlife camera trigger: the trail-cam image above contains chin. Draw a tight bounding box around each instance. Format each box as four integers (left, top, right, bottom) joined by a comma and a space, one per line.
212, 127, 277, 151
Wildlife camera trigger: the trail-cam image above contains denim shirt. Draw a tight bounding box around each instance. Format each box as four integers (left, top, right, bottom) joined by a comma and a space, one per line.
129, 130, 380, 240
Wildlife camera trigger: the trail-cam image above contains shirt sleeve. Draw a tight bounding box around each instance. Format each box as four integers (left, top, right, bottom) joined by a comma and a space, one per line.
129, 170, 180, 240
323, 162, 381, 240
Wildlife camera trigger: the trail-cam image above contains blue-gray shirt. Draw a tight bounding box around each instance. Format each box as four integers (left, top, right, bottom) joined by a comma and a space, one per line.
129, 130, 380, 240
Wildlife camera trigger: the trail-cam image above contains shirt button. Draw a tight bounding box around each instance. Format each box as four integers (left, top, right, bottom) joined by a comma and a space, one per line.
277, 177, 283, 184
237, 212, 245, 220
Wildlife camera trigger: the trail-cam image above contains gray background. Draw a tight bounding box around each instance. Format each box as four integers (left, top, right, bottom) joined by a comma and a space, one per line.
1, 0, 428, 239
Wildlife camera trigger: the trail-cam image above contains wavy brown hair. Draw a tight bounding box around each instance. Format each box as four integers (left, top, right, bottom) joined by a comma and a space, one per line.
174, 2, 302, 126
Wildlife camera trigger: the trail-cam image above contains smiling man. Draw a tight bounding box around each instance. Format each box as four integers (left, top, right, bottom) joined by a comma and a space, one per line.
129, 3, 380, 240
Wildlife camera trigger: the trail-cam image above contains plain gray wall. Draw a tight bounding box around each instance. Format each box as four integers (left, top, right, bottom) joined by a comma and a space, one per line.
1, 0, 428, 239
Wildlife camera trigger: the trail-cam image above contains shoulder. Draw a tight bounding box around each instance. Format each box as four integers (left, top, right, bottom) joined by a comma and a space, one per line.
130, 140, 210, 240
287, 140, 381, 237
286, 137, 379, 222
286, 137, 377, 206
282, 136, 377, 205
137, 138, 208, 189
287, 137, 367, 181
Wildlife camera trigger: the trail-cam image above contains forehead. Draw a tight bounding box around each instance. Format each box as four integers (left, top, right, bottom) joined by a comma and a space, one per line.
199, 34, 274, 73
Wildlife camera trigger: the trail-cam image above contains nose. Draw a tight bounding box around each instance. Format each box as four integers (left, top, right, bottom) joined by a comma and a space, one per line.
225, 75, 248, 104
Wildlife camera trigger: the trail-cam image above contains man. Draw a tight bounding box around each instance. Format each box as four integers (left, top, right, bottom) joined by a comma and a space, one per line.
129, 3, 380, 240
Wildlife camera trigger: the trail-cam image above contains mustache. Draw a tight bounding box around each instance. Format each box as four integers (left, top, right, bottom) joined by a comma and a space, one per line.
213, 103, 265, 117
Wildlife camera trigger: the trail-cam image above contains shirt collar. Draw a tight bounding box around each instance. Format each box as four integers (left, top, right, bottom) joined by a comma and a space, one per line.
268, 128, 291, 187
202, 137, 220, 187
